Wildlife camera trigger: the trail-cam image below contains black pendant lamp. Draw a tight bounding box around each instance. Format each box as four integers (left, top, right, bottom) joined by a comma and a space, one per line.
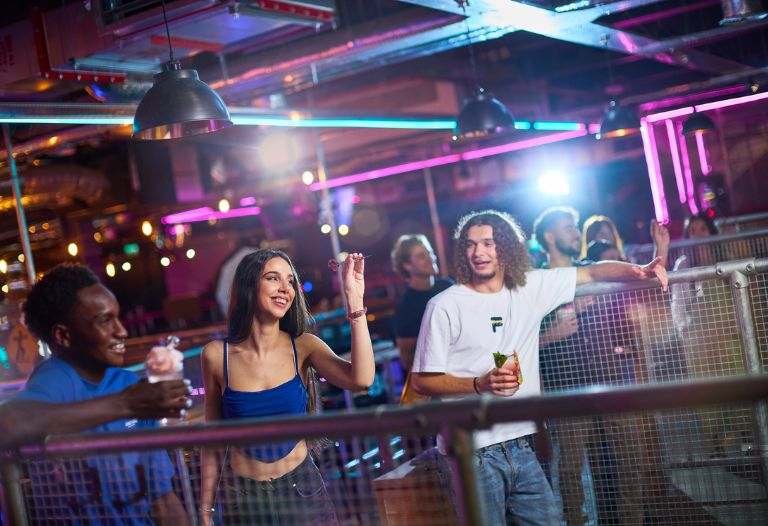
452, 8, 514, 141
682, 112, 715, 135
133, 1, 232, 140
597, 101, 640, 139
454, 87, 515, 140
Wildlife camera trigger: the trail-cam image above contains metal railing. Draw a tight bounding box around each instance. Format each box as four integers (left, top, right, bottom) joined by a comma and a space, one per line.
625, 226, 768, 269
2, 258, 768, 525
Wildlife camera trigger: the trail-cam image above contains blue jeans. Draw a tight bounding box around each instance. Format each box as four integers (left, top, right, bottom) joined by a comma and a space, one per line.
472, 436, 563, 525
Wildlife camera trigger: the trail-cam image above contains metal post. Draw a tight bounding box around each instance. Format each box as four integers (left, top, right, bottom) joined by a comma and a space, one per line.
729, 268, 768, 489
423, 166, 448, 278
0, 461, 29, 526
2, 124, 36, 285
443, 426, 485, 526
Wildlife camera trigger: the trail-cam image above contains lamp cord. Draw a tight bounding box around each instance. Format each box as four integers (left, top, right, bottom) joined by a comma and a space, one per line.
160, 0, 175, 62
461, 4, 480, 90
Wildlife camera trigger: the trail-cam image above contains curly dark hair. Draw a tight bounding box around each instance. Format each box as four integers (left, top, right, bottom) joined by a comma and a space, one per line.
453, 210, 530, 289
24, 263, 100, 346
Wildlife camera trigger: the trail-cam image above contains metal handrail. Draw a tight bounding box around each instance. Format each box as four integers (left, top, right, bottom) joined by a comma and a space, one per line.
5, 375, 767, 460
626, 226, 768, 257
716, 211, 768, 229
573, 257, 762, 296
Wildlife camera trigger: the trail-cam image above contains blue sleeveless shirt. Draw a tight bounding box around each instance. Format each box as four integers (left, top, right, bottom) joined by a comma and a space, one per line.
220, 337, 308, 462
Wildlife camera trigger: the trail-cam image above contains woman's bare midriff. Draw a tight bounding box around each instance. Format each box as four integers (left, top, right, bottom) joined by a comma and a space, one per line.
230, 440, 308, 481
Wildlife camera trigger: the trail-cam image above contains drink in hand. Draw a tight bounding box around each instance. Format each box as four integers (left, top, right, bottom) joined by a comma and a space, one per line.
146, 335, 184, 383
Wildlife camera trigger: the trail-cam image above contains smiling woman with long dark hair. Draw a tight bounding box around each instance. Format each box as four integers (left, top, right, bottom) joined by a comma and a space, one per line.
199, 249, 374, 525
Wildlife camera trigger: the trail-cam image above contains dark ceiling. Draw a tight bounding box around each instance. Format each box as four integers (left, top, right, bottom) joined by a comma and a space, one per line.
1, 0, 767, 268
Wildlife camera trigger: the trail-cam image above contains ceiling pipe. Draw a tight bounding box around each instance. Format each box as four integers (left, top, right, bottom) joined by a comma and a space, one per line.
720, 0, 768, 24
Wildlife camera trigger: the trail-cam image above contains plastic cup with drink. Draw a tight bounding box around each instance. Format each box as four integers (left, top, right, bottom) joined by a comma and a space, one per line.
145, 335, 185, 424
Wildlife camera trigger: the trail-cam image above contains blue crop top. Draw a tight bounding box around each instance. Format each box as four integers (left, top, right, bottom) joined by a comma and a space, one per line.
221, 337, 308, 462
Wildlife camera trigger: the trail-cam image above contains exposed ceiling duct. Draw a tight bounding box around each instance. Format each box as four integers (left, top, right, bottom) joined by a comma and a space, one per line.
0, 164, 108, 213
720, 0, 768, 24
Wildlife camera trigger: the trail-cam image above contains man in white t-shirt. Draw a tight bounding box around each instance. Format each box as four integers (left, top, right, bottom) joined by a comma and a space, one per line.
411, 209, 668, 526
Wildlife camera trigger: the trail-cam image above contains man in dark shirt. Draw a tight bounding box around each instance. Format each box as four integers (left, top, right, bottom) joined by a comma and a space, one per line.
533, 207, 647, 526
390, 234, 452, 404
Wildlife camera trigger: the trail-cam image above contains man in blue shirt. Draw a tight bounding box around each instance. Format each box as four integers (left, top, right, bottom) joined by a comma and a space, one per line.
16, 263, 190, 525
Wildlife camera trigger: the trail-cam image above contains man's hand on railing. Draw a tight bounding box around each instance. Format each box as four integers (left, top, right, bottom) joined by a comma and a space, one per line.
118, 379, 193, 421
633, 257, 669, 292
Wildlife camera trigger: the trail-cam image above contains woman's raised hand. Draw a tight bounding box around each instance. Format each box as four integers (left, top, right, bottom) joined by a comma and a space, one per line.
342, 253, 366, 309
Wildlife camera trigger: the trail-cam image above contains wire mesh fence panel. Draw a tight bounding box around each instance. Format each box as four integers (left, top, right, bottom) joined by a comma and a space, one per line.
542, 279, 745, 395
185, 433, 451, 526
545, 404, 767, 526
20, 447, 190, 525
749, 272, 768, 369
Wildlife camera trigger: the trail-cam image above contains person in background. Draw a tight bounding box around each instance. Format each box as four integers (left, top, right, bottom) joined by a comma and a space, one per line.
669, 213, 744, 455
17, 263, 190, 525
535, 207, 648, 526
412, 209, 667, 526
579, 215, 626, 261
390, 234, 452, 404
585, 239, 621, 263
199, 249, 374, 525
675, 212, 720, 269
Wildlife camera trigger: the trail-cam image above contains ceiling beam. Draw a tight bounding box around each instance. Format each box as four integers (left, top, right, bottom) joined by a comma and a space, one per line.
400, 0, 749, 75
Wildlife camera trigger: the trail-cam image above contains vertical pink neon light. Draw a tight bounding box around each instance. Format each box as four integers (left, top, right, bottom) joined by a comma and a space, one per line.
695, 131, 711, 175
640, 119, 669, 223
675, 121, 698, 215
665, 120, 686, 204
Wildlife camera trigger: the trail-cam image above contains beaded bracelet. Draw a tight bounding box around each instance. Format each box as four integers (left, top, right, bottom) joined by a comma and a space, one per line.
348, 307, 367, 320
199, 506, 215, 513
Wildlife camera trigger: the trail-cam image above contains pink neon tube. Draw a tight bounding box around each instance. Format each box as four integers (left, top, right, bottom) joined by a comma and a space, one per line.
640, 119, 669, 223
309, 129, 587, 191
675, 121, 698, 215
695, 131, 711, 176
665, 120, 686, 204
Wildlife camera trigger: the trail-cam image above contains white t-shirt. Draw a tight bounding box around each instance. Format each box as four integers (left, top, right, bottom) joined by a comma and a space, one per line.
412, 267, 577, 450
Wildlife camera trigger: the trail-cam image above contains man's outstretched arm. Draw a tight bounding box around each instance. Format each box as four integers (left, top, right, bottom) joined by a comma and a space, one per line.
0, 380, 191, 449
576, 257, 668, 291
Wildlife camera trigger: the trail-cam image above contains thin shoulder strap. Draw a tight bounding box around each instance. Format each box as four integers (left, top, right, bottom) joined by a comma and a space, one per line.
290, 335, 299, 376
222, 339, 229, 386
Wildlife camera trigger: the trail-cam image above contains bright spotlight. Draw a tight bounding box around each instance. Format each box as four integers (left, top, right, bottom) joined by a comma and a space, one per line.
218, 198, 230, 213
320, 224, 332, 234
186, 248, 196, 259
257, 132, 297, 172
338, 224, 349, 236
121, 261, 132, 272
301, 170, 315, 185
67, 243, 79, 257
160, 257, 171, 267
538, 171, 570, 196
0, 260, 6, 274
141, 221, 153, 236
105, 262, 116, 277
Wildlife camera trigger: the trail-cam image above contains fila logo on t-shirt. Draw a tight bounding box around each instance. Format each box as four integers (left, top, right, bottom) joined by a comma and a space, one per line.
491, 316, 503, 332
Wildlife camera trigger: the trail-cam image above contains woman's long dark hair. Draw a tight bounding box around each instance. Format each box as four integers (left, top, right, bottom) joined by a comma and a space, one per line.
225, 249, 321, 415
227, 249, 311, 343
